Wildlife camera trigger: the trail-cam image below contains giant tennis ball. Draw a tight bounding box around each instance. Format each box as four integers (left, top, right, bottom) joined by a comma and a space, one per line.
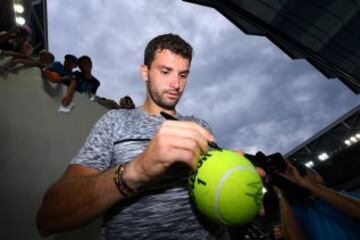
189, 149, 263, 225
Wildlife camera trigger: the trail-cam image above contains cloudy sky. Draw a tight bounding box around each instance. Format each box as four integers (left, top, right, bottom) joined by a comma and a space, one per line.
48, 0, 359, 155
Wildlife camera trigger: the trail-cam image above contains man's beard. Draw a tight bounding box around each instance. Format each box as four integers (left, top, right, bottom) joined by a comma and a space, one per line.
147, 82, 182, 110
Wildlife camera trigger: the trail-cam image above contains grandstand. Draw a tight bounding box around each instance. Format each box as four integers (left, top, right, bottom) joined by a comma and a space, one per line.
185, 0, 360, 193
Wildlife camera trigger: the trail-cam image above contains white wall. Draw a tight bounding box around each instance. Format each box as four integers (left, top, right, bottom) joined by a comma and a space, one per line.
0, 66, 108, 239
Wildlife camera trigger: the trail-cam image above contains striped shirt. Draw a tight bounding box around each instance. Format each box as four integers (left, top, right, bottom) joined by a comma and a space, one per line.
71, 107, 229, 240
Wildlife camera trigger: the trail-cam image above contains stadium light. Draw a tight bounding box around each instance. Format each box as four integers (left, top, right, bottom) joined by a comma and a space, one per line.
356, 133, 360, 139
305, 161, 314, 168
14, 4, 24, 13
15, 16, 25, 25
350, 136, 358, 143
318, 152, 329, 161
344, 139, 352, 146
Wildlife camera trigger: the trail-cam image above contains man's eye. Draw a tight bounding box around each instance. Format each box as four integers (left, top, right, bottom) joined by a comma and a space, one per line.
180, 73, 188, 78
161, 70, 169, 75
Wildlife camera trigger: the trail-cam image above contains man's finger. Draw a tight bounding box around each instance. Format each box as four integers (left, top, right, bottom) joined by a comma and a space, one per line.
163, 120, 214, 142
234, 150, 244, 156
256, 167, 266, 177
258, 206, 265, 216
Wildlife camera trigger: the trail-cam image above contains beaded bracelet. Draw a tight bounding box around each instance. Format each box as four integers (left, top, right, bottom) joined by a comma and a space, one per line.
114, 163, 136, 196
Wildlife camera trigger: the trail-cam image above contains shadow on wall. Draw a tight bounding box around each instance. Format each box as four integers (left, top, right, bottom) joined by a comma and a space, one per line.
0, 66, 106, 240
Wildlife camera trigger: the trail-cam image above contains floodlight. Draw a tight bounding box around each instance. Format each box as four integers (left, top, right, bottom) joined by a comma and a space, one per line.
318, 153, 329, 161
305, 161, 314, 168
14, 4, 24, 13
15, 17, 25, 25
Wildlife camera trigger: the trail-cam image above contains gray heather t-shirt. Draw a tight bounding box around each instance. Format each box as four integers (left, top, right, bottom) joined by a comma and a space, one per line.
71, 107, 230, 240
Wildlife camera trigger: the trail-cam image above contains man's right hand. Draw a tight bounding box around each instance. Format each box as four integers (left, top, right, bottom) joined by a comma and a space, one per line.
61, 95, 72, 106
124, 120, 214, 190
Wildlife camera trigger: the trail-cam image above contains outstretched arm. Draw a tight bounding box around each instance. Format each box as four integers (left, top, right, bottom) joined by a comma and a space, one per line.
37, 118, 213, 236
61, 79, 78, 106
36, 165, 122, 236
281, 162, 360, 220
275, 187, 307, 240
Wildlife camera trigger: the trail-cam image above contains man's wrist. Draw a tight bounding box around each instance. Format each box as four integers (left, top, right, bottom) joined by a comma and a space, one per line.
114, 163, 136, 196
122, 158, 147, 191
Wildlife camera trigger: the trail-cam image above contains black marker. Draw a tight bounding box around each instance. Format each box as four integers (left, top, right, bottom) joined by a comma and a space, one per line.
160, 111, 223, 151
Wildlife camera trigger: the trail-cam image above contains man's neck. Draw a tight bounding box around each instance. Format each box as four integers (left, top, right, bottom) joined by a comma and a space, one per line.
83, 72, 92, 78
142, 98, 176, 116
64, 65, 72, 71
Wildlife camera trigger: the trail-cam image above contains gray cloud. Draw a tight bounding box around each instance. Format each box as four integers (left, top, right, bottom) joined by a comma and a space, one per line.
48, 0, 360, 154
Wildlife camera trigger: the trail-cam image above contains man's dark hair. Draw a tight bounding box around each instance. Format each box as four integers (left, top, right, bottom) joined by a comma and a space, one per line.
64, 54, 78, 64
77, 55, 92, 66
144, 33, 193, 67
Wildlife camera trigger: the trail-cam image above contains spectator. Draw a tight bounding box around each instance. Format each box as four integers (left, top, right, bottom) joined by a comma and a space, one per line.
275, 162, 360, 240
0, 25, 33, 56
273, 224, 285, 240
45, 54, 78, 85
43, 54, 78, 107
119, 95, 135, 109
74, 55, 100, 95
6, 49, 54, 70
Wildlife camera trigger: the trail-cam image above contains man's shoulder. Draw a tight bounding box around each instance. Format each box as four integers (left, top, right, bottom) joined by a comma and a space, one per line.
74, 70, 82, 80
102, 108, 134, 119
100, 108, 140, 124
178, 114, 212, 133
91, 75, 100, 84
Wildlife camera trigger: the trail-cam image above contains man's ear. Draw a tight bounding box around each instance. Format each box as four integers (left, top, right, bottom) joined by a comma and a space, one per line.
140, 64, 149, 83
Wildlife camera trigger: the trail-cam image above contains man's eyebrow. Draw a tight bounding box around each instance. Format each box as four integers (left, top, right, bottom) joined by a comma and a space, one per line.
179, 70, 190, 75
157, 65, 190, 74
158, 65, 172, 70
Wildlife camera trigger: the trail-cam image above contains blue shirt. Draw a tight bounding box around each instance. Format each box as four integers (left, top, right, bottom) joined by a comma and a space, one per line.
292, 193, 360, 240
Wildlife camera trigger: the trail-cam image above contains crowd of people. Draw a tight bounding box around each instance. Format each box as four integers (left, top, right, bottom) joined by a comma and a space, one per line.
0, 25, 135, 111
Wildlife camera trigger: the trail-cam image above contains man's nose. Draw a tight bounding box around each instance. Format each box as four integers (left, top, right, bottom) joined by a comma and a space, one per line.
170, 75, 180, 89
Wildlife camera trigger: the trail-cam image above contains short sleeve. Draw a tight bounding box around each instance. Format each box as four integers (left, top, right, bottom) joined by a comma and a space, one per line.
180, 115, 214, 136
70, 111, 117, 171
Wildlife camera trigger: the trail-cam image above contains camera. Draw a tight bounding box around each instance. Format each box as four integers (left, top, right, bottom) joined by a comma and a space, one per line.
244, 151, 310, 203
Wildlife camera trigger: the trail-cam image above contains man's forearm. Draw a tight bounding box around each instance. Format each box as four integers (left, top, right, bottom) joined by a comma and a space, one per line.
278, 195, 306, 240
304, 182, 360, 219
37, 167, 123, 236
2, 50, 33, 59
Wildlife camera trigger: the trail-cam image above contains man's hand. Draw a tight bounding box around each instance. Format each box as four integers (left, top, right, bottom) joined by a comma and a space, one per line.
279, 161, 311, 188
125, 120, 213, 189
62, 95, 72, 106
236, 150, 266, 216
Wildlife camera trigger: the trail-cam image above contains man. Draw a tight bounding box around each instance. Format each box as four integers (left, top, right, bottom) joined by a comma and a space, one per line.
275, 162, 360, 240
37, 33, 242, 239
74, 55, 100, 95
45, 54, 78, 85
44, 54, 79, 106
0, 25, 33, 56
272, 224, 285, 240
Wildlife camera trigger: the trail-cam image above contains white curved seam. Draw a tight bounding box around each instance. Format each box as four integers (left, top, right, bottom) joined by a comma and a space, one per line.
215, 166, 256, 224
